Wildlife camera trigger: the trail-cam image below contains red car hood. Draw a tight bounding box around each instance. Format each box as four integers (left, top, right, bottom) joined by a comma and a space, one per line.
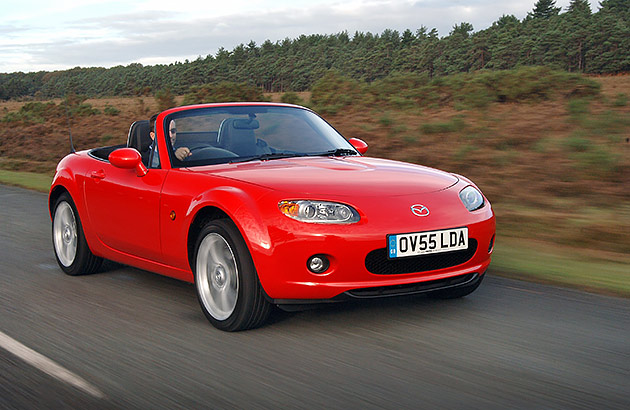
188, 156, 459, 197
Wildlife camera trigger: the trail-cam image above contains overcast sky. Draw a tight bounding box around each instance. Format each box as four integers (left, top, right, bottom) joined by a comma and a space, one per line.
1, 0, 600, 74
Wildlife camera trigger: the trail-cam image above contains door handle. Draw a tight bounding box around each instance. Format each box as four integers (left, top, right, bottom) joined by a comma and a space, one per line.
90, 170, 106, 180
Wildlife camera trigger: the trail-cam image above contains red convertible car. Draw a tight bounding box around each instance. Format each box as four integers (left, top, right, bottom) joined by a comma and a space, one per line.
49, 103, 495, 331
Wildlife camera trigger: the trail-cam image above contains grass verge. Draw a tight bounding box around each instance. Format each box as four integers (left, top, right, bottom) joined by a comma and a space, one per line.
490, 238, 630, 298
0, 170, 52, 193
1, 169, 628, 298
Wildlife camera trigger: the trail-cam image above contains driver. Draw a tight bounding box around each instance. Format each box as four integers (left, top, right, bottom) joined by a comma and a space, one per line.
168, 119, 191, 161
147, 116, 190, 161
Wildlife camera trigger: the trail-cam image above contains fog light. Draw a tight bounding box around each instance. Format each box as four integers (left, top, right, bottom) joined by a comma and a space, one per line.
488, 235, 495, 253
307, 255, 330, 274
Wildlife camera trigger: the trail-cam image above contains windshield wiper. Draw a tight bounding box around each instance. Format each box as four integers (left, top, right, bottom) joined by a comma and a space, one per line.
311, 148, 358, 157
229, 152, 302, 164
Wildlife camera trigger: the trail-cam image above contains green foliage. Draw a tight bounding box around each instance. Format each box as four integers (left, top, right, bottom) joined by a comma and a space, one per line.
64, 93, 99, 116
421, 117, 467, 134
613, 93, 628, 107
437, 68, 600, 106
70, 103, 100, 116
135, 98, 149, 116
563, 133, 590, 152
1, 101, 58, 123
310, 71, 365, 114
580, 110, 630, 139
562, 132, 621, 178
379, 112, 393, 127
307, 67, 601, 114
574, 145, 621, 177
155, 88, 176, 111
529, 0, 561, 19
182, 82, 267, 105
103, 104, 120, 116
369, 72, 431, 108
567, 98, 591, 117
453, 144, 479, 162
280, 92, 303, 105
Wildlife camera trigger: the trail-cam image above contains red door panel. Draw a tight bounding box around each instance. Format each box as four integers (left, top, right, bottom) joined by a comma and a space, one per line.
84, 164, 167, 262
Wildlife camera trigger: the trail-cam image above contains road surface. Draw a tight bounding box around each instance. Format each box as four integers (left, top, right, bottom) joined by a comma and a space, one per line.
1, 184, 629, 409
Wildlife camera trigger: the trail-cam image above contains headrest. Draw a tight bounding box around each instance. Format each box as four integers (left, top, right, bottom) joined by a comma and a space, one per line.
127, 120, 151, 152
231, 119, 259, 130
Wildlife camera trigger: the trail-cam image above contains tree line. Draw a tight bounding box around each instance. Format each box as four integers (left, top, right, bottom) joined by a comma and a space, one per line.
0, 0, 628, 100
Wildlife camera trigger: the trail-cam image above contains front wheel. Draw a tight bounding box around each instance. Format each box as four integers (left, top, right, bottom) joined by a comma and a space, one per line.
52, 193, 102, 275
194, 219, 270, 331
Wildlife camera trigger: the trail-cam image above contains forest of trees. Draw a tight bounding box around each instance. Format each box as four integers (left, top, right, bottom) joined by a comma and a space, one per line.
0, 0, 628, 100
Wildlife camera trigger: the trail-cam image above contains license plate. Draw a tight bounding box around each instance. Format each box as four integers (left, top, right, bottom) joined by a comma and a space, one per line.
388, 227, 468, 259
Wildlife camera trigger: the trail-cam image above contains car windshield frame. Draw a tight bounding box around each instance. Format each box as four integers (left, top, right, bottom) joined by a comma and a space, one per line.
162, 105, 359, 168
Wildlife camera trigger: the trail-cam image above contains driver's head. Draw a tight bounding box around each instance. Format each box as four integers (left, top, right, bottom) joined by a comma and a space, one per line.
149, 113, 158, 140
169, 120, 177, 145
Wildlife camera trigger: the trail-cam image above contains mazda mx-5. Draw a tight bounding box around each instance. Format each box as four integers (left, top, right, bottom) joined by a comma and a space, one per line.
49, 103, 495, 331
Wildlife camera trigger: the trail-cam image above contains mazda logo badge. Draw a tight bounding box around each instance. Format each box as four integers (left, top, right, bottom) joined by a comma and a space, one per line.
411, 204, 430, 217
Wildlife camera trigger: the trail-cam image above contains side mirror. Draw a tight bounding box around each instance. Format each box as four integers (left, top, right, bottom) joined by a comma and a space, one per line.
348, 138, 368, 155
109, 148, 148, 177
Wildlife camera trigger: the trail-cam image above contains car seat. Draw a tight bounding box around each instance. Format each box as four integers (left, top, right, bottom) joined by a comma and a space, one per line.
127, 120, 152, 165
217, 118, 259, 157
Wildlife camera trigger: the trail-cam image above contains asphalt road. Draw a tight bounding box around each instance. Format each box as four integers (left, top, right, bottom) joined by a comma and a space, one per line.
1, 184, 629, 409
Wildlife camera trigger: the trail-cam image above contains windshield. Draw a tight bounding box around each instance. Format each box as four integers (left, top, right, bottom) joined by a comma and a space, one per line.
163, 105, 358, 167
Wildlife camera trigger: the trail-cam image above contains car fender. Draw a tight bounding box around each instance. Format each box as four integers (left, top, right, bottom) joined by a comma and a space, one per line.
186, 186, 273, 260
49, 154, 103, 257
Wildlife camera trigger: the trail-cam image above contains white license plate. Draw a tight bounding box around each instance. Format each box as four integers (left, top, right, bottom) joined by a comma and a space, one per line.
388, 227, 468, 259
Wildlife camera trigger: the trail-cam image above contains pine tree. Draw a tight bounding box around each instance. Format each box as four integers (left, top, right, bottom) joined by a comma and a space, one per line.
598, 0, 630, 21
567, 0, 591, 14
529, 0, 561, 19
564, 0, 592, 71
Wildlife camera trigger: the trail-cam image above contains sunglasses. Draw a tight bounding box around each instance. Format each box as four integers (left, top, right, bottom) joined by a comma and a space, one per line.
169, 128, 177, 133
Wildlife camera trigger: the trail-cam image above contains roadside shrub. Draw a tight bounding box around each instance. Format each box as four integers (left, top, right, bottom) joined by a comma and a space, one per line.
613, 93, 628, 107
280, 91, 303, 105
311, 71, 366, 114
562, 132, 621, 179
563, 133, 590, 152
104, 104, 120, 116
71, 103, 100, 116
183, 82, 267, 105
1, 101, 57, 123
62, 93, 99, 117
420, 116, 467, 134
436, 67, 600, 106
379, 112, 393, 127
156, 88, 176, 111
567, 98, 591, 117
369, 72, 430, 107
135, 98, 149, 116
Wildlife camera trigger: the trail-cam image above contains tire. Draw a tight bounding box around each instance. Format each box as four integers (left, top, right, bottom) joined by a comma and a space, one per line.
428, 273, 484, 299
52, 193, 102, 276
194, 219, 271, 331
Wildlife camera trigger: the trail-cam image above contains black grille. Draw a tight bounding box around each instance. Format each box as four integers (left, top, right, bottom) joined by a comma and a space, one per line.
365, 239, 478, 275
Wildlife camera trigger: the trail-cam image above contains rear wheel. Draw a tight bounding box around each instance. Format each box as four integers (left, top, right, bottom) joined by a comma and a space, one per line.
52, 193, 102, 275
194, 219, 270, 331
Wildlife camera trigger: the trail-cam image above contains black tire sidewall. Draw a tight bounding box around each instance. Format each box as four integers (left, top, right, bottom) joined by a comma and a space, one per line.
52, 193, 97, 276
193, 219, 261, 331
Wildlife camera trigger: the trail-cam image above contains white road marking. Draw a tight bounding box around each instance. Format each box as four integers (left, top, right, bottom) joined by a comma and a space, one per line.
0, 330, 105, 399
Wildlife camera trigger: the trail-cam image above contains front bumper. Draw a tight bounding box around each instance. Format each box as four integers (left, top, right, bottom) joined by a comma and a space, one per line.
251, 198, 496, 301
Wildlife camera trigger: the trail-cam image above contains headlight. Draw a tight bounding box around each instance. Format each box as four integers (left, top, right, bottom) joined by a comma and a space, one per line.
459, 186, 485, 212
279, 200, 360, 224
